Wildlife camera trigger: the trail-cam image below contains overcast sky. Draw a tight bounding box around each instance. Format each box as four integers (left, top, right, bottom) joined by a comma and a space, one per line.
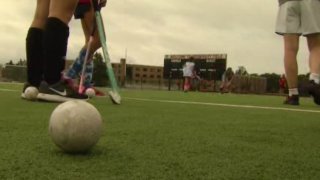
0, 0, 312, 74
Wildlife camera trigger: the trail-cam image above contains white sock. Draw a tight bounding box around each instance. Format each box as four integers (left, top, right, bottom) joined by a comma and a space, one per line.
309, 73, 320, 84
288, 88, 299, 96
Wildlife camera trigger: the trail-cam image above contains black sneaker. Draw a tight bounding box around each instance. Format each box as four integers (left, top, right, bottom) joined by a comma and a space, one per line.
306, 80, 320, 105
37, 80, 88, 102
283, 95, 299, 105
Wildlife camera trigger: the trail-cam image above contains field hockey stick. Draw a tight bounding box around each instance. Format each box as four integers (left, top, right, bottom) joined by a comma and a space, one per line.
92, 0, 121, 104
78, 23, 96, 94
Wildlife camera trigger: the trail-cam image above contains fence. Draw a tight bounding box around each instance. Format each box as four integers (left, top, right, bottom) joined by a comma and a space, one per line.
229, 75, 267, 94
161, 75, 267, 94
1, 66, 267, 94
1, 65, 27, 82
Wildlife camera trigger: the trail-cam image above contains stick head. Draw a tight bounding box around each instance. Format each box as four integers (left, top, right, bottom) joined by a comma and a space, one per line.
78, 85, 86, 94
108, 91, 121, 105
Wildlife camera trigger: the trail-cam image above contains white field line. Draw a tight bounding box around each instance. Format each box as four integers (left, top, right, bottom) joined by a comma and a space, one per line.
1, 87, 320, 114
124, 97, 320, 114
0, 82, 23, 85
0, 88, 19, 92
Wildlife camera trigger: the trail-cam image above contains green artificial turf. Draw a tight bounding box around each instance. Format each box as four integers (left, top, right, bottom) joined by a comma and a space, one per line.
1, 83, 320, 179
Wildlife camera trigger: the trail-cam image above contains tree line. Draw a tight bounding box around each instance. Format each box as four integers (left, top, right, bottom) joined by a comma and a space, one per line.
2, 55, 310, 94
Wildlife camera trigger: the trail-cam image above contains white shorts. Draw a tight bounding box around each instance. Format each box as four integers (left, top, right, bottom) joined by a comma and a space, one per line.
182, 62, 194, 77
275, 0, 320, 36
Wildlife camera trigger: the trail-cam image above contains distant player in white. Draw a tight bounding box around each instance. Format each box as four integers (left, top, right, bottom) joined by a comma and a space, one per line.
182, 62, 195, 92
220, 67, 234, 93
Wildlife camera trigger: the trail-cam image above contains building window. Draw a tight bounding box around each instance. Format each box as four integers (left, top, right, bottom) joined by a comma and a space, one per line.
135, 68, 140, 71
143, 68, 147, 72
135, 74, 140, 77
150, 75, 154, 78
142, 74, 147, 78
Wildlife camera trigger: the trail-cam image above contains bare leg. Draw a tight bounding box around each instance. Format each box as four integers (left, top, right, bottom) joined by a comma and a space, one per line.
43, 0, 79, 84
81, 3, 101, 58
307, 34, 320, 81
65, 4, 102, 89
304, 34, 320, 105
282, 34, 300, 105
48, 0, 78, 24
184, 77, 190, 91
31, 0, 50, 29
283, 34, 299, 89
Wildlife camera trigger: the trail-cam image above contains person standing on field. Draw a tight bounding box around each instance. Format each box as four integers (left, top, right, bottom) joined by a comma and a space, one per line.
23, 0, 88, 102
64, 0, 106, 96
275, 0, 320, 105
182, 61, 195, 92
220, 67, 234, 94
279, 74, 287, 94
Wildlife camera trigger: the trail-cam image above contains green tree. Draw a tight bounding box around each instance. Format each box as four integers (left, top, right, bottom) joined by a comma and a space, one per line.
260, 73, 280, 93
235, 66, 248, 76
6, 60, 13, 65
92, 52, 108, 87
250, 73, 259, 77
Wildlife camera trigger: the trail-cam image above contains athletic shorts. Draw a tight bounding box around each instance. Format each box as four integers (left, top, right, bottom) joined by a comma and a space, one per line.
74, 3, 91, 19
182, 62, 195, 77
79, 0, 91, 3
275, 0, 320, 36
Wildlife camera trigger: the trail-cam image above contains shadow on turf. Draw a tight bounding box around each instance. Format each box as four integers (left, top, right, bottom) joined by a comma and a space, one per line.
51, 147, 104, 156
51, 145, 121, 157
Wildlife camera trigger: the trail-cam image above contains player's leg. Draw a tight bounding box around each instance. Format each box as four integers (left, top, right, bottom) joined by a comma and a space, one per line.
305, 34, 320, 104
226, 81, 232, 93
25, 0, 49, 91
307, 34, 320, 83
81, 5, 102, 89
184, 77, 191, 92
283, 35, 299, 91
283, 34, 300, 105
64, 2, 92, 81
65, 2, 103, 95
31, 0, 50, 28
302, 0, 320, 104
302, 0, 320, 82
219, 81, 225, 93
38, 0, 89, 102
43, 0, 78, 84
275, 1, 301, 105
219, 74, 226, 93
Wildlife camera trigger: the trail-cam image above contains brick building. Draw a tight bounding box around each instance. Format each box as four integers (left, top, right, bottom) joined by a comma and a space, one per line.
112, 58, 163, 87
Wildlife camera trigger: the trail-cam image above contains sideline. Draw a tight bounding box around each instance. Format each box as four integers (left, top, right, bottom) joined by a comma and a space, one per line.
124, 97, 320, 114
2, 88, 320, 113
0, 88, 19, 92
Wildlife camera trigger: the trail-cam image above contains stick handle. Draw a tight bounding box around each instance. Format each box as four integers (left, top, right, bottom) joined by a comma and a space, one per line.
92, 0, 101, 12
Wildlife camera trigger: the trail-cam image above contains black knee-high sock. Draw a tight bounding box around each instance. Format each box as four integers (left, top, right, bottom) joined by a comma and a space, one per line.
26, 28, 44, 87
43, 17, 69, 85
